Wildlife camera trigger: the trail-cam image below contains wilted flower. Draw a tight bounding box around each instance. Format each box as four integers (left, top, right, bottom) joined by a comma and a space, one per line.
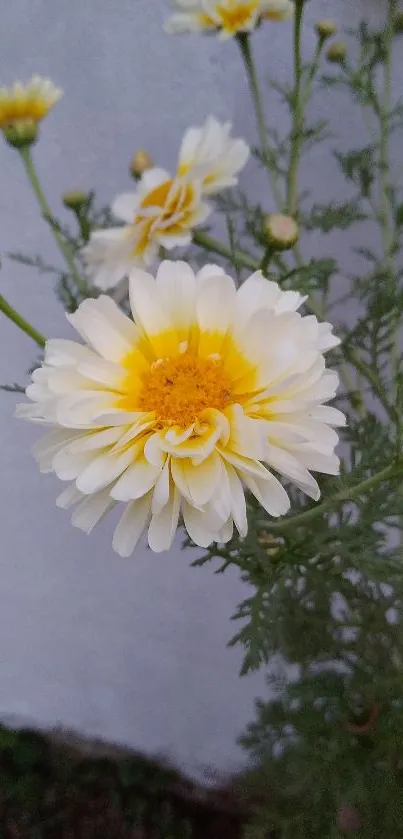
0, 75, 62, 147
165, 0, 293, 39
177, 116, 249, 195
17, 261, 345, 556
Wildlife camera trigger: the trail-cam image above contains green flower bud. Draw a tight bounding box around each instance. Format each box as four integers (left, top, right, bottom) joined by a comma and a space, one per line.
315, 19, 338, 40
264, 213, 299, 252
326, 41, 347, 64
130, 149, 154, 180
62, 190, 89, 211
3, 119, 38, 149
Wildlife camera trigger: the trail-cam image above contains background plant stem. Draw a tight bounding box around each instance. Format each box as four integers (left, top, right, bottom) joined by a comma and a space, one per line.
19, 147, 86, 294
0, 294, 46, 349
287, 0, 304, 216
237, 33, 283, 209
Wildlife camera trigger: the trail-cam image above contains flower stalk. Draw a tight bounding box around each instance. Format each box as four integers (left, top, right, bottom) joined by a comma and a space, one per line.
0, 293, 46, 349
18, 147, 87, 294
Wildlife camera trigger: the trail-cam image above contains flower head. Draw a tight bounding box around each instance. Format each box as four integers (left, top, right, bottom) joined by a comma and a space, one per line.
165, 0, 293, 38
0, 75, 62, 147
17, 261, 345, 556
83, 168, 210, 290
177, 116, 249, 195
130, 149, 154, 180
264, 213, 299, 251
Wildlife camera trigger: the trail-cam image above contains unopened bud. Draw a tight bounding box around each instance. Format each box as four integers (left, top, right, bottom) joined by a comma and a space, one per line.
326, 41, 346, 64
62, 190, 89, 211
3, 119, 38, 149
130, 149, 154, 179
315, 19, 337, 40
264, 213, 299, 252
394, 12, 403, 34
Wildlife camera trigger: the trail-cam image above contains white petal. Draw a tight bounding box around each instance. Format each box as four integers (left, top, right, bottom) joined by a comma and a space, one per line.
111, 192, 139, 223
226, 463, 248, 538
111, 456, 163, 501
76, 448, 135, 494
196, 272, 236, 345
171, 452, 222, 507
155, 260, 196, 338
182, 501, 223, 549
242, 471, 291, 516
72, 488, 115, 534
112, 494, 152, 557
266, 444, 320, 500
56, 483, 84, 509
151, 459, 170, 514
67, 296, 139, 362
148, 484, 181, 552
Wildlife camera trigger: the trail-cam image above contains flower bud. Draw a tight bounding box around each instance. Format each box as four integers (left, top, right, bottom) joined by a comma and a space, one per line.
326, 41, 346, 64
3, 119, 38, 149
315, 19, 337, 40
264, 213, 299, 251
130, 149, 154, 180
62, 190, 89, 211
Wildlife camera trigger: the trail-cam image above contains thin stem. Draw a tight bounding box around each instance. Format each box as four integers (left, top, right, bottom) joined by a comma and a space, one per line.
379, 1, 399, 388
236, 33, 284, 209
260, 462, 403, 533
0, 293, 46, 348
18, 147, 87, 294
287, 0, 304, 216
192, 230, 259, 271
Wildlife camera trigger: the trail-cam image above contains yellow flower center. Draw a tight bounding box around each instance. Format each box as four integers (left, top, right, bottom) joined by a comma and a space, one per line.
138, 353, 232, 427
0, 98, 49, 128
132, 179, 196, 256
215, 0, 259, 32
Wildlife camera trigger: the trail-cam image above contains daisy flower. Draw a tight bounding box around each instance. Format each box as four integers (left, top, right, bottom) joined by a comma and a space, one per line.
0, 75, 62, 145
17, 261, 345, 557
165, 0, 293, 38
177, 116, 249, 195
82, 168, 210, 290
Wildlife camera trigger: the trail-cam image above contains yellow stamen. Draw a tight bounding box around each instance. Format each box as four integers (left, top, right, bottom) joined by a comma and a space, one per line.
138, 353, 232, 428
215, 0, 259, 33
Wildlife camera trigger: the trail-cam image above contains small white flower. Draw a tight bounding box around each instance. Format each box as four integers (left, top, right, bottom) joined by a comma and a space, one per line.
17, 261, 345, 557
0, 75, 62, 130
165, 0, 293, 37
177, 116, 249, 195
82, 168, 210, 290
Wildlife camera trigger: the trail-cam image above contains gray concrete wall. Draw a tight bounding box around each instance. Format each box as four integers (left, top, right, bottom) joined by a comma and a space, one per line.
0, 0, 391, 779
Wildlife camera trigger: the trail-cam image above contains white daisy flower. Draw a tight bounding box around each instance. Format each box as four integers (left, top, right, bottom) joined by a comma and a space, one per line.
0, 75, 62, 131
165, 0, 293, 38
82, 168, 210, 290
177, 116, 249, 195
17, 262, 344, 556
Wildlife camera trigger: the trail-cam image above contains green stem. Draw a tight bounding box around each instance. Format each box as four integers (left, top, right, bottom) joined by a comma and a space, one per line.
0, 293, 46, 349
379, 1, 399, 388
192, 231, 259, 271
236, 33, 283, 209
260, 462, 403, 533
18, 147, 86, 294
287, 0, 304, 216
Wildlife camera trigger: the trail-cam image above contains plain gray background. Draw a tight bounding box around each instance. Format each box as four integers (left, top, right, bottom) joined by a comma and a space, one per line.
0, 0, 391, 779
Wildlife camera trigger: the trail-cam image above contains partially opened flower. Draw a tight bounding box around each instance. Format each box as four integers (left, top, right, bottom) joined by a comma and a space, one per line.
177, 116, 249, 195
165, 0, 293, 37
0, 75, 62, 147
17, 261, 345, 557
82, 169, 210, 290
